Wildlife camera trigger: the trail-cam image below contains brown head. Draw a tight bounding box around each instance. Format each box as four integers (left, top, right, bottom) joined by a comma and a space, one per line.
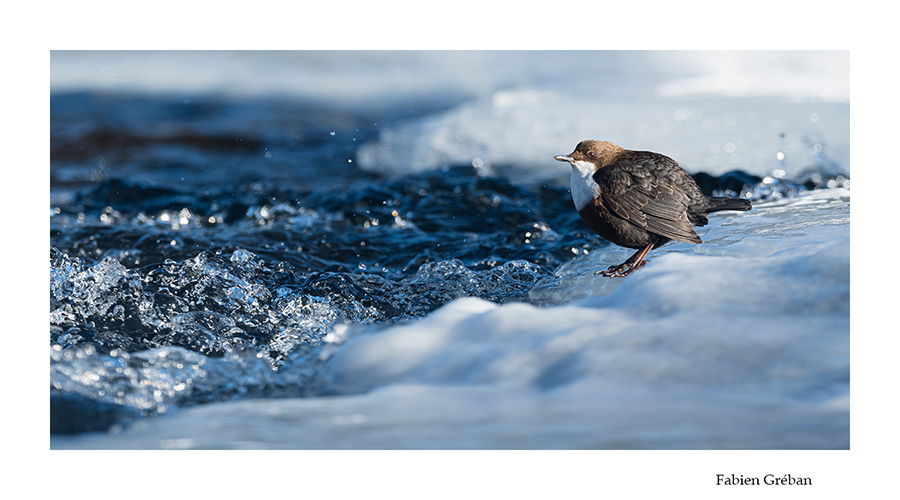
554, 140, 626, 169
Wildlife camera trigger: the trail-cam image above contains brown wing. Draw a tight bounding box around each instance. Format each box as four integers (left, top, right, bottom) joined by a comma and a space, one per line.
594, 163, 702, 244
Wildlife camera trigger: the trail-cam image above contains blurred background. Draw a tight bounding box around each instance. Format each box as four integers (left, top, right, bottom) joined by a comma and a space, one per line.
51, 50, 849, 182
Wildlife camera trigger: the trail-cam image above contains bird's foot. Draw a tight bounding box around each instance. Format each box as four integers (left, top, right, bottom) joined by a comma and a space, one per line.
596, 259, 648, 278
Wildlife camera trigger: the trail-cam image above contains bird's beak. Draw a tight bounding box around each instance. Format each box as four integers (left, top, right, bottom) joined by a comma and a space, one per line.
554, 155, 574, 163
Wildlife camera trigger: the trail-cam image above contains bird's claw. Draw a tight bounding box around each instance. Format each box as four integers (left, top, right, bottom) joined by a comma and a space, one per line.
595, 259, 648, 278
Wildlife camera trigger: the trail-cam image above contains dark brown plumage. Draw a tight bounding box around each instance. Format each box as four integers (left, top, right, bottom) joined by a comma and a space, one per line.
554, 140, 751, 277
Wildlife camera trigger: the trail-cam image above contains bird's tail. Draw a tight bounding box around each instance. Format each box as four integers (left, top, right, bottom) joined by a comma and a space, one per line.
706, 197, 751, 213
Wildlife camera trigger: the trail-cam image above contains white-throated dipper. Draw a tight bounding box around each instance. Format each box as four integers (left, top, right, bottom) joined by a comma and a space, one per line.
554, 140, 751, 277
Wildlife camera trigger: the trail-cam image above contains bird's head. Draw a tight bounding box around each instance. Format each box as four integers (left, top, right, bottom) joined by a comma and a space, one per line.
554, 140, 625, 174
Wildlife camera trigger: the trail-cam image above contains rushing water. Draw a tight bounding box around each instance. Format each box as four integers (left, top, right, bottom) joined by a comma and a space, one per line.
49, 51, 849, 449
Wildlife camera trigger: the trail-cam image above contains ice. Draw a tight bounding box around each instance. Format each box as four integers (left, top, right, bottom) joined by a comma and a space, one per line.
322, 190, 849, 398
355, 92, 849, 181
50, 51, 849, 108
48, 50, 850, 449
654, 51, 849, 101
52, 188, 849, 449
51, 51, 849, 182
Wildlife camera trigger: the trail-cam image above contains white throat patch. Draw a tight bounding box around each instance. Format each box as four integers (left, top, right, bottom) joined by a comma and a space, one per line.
569, 160, 601, 210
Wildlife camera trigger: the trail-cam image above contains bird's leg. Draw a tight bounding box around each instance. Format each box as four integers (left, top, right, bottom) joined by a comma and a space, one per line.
598, 243, 655, 277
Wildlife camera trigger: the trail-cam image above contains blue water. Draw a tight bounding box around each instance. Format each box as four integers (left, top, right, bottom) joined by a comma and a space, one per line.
49, 51, 849, 449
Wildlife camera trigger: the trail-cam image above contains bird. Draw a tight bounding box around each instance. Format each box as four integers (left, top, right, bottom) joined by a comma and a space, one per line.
554, 140, 751, 277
